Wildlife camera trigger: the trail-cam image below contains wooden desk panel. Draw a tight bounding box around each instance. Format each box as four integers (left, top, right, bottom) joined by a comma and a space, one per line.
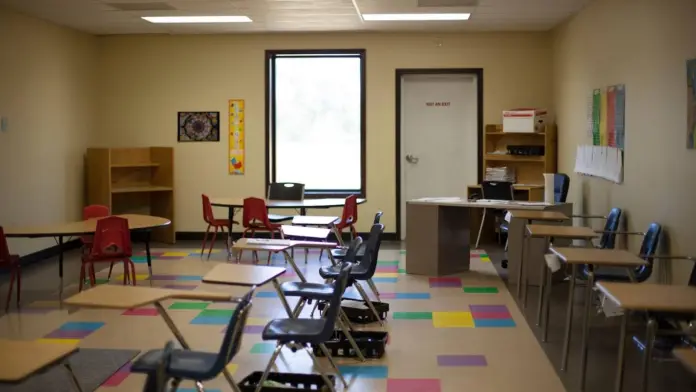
551, 248, 646, 266
596, 282, 696, 312
527, 225, 597, 239
674, 348, 696, 374
0, 340, 78, 382
203, 264, 286, 287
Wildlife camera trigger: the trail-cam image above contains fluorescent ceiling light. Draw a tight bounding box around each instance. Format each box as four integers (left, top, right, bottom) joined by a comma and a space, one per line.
362, 13, 470, 21
142, 16, 252, 24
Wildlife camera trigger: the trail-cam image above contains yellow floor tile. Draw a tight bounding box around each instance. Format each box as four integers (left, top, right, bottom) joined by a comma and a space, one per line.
432, 311, 475, 328
161, 252, 193, 257
374, 272, 398, 278
36, 338, 81, 345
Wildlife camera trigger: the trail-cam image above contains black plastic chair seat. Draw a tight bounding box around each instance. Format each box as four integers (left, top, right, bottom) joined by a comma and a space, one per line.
132, 349, 219, 381
584, 266, 633, 282
500, 222, 509, 232
331, 247, 366, 261
280, 281, 334, 300
268, 214, 292, 223
320, 264, 367, 280
262, 318, 327, 343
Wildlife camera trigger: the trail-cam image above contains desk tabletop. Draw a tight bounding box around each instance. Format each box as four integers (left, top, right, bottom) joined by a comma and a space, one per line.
468, 184, 545, 190
63, 285, 233, 309
0, 339, 78, 382
513, 210, 569, 221
202, 264, 286, 287
674, 348, 696, 374
233, 238, 338, 251
527, 224, 598, 239
281, 225, 332, 239
291, 216, 339, 226
5, 214, 171, 238
596, 282, 696, 312
408, 198, 555, 210
551, 247, 647, 266
210, 198, 366, 209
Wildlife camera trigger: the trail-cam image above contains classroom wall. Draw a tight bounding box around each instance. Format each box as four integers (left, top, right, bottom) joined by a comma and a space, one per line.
552, 0, 696, 283
95, 32, 553, 233
0, 8, 98, 255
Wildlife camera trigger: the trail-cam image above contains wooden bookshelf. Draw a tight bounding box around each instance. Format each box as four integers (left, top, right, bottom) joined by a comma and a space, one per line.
85, 147, 175, 244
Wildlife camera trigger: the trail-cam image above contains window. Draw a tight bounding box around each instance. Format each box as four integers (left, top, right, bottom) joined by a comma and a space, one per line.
265, 49, 366, 197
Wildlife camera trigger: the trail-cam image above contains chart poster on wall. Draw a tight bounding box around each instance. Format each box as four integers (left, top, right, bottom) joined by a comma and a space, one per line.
687, 59, 696, 149
228, 99, 245, 175
590, 84, 625, 150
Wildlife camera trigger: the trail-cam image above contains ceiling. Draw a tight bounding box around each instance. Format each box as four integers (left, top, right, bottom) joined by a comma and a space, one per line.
0, 0, 592, 35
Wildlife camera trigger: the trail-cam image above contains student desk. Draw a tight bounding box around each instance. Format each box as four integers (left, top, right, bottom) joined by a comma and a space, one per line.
0, 339, 82, 391
405, 198, 572, 276
674, 348, 696, 375
550, 250, 647, 391
596, 282, 696, 392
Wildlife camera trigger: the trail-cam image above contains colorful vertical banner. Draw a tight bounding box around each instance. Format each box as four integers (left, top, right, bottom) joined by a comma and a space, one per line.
614, 85, 626, 149
599, 89, 608, 146
606, 86, 616, 147
592, 89, 601, 145
228, 99, 245, 175
687, 59, 696, 149
591, 85, 625, 150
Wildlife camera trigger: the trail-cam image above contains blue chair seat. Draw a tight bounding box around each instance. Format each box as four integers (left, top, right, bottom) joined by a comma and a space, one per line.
262, 319, 327, 343
132, 350, 219, 380
268, 214, 292, 223
280, 281, 334, 299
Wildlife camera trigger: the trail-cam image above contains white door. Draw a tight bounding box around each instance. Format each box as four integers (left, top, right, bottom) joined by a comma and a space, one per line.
400, 74, 479, 239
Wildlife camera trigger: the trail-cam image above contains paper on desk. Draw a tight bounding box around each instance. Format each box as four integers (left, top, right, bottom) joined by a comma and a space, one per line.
545, 253, 562, 272
504, 211, 512, 222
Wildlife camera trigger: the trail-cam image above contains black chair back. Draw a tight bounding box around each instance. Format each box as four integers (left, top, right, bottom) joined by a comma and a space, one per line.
634, 223, 662, 282
373, 211, 383, 224
214, 287, 254, 371
319, 262, 353, 342
142, 341, 174, 392
688, 263, 696, 287
598, 208, 622, 249
356, 224, 384, 279
343, 237, 363, 263
554, 173, 570, 203
481, 181, 514, 201
267, 183, 305, 200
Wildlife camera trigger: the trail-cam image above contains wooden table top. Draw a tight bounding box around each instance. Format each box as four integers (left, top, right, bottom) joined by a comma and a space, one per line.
408, 198, 555, 210
63, 285, 233, 309
291, 216, 339, 226
5, 214, 171, 238
527, 224, 598, 239
0, 339, 78, 382
202, 264, 286, 287
674, 348, 696, 374
281, 225, 332, 239
233, 238, 338, 251
512, 210, 569, 221
210, 198, 366, 209
596, 282, 696, 312
550, 247, 647, 266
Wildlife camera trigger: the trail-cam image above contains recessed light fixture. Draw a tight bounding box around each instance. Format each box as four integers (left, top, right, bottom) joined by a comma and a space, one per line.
361, 13, 470, 21
141, 16, 252, 24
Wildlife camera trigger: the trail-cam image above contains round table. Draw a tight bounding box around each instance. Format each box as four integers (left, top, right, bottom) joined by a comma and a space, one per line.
5, 214, 171, 289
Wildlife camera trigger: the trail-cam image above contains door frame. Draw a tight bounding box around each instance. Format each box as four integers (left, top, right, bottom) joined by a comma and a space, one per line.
394, 68, 484, 239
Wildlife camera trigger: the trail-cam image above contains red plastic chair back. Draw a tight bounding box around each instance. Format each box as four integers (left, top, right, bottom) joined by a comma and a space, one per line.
82, 205, 110, 244
242, 197, 274, 229
336, 195, 358, 230
0, 227, 11, 265
89, 216, 132, 260
202, 194, 215, 224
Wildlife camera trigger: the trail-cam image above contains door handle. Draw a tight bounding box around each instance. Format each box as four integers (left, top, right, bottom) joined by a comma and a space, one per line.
405, 154, 419, 164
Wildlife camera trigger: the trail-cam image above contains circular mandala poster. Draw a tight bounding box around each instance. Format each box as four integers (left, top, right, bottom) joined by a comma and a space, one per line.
178, 112, 220, 142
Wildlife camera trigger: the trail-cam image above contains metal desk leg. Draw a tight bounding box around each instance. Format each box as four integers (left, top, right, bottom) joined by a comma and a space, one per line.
614, 311, 629, 392
155, 301, 190, 348
561, 264, 578, 371
227, 207, 235, 261
536, 237, 551, 326
272, 279, 294, 318
517, 230, 527, 299
64, 362, 84, 392
144, 231, 153, 286
579, 266, 594, 391
282, 250, 306, 282
57, 236, 65, 295
641, 318, 657, 392
542, 263, 552, 342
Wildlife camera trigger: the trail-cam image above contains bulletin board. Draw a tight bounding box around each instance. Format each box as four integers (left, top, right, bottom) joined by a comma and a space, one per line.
228, 99, 245, 175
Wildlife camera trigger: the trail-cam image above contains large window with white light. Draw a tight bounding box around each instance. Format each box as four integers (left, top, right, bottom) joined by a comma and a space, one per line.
265, 49, 366, 197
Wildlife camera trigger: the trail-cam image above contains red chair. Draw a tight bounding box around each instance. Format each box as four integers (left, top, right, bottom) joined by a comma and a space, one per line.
80, 216, 136, 292
335, 195, 358, 242
0, 227, 21, 311
238, 197, 283, 264
81, 205, 110, 252
201, 194, 238, 259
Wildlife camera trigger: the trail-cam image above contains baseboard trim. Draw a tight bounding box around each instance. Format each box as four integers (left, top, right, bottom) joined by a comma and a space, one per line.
176, 231, 399, 242
18, 239, 82, 267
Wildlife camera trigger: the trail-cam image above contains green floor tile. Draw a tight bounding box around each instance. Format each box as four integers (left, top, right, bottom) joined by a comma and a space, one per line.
393, 311, 432, 320
399, 250, 406, 254
250, 343, 276, 354
83, 278, 109, 286
377, 260, 399, 266
168, 302, 210, 310
463, 287, 499, 294
199, 309, 234, 317
397, 268, 406, 274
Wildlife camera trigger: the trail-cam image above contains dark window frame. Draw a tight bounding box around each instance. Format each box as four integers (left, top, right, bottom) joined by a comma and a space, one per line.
264, 49, 367, 199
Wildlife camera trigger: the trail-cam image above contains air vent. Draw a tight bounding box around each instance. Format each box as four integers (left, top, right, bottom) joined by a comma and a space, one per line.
105, 2, 176, 11
417, 0, 478, 7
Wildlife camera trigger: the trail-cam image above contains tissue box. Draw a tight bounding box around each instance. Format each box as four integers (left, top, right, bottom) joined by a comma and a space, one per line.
503, 108, 547, 133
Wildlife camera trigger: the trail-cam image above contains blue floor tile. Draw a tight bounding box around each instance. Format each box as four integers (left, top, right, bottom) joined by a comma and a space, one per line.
176, 275, 203, 281
190, 316, 232, 325
395, 292, 431, 299
474, 318, 516, 328
337, 365, 389, 379
59, 322, 105, 331
255, 291, 278, 298
372, 277, 398, 283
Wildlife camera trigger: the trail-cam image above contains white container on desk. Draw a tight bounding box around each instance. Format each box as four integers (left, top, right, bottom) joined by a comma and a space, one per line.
502, 108, 547, 133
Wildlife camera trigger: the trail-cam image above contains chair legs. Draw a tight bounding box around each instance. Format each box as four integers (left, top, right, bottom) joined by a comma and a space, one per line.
475, 208, 487, 249
254, 343, 342, 392
4, 264, 20, 312
200, 224, 212, 257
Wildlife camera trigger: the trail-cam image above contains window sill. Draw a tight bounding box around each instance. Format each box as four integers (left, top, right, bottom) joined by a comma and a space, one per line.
303, 191, 364, 199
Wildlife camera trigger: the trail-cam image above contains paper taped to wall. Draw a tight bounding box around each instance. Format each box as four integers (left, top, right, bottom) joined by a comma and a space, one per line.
574, 145, 623, 183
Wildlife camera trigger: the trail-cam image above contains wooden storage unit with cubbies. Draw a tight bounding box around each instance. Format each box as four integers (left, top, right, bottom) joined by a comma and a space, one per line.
85, 147, 175, 243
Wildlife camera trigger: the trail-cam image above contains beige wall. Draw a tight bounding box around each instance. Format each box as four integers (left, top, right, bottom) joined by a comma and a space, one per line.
553, 0, 696, 283
0, 8, 98, 255
96, 32, 553, 233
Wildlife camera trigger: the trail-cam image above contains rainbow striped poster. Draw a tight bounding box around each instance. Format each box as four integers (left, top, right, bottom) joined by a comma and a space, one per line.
228, 99, 245, 175
591, 85, 625, 150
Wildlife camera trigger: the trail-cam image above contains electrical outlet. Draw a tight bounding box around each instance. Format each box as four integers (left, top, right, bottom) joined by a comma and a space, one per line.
0, 116, 7, 132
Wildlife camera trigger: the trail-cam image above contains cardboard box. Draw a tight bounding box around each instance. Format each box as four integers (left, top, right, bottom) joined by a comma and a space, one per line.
503, 108, 547, 133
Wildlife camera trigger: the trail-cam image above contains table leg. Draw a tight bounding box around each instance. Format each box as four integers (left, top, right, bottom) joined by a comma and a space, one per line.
542, 263, 552, 342
561, 264, 577, 371
641, 318, 657, 392
57, 236, 65, 294
64, 362, 84, 392
579, 266, 594, 391
272, 279, 294, 318
517, 229, 527, 299
144, 231, 153, 287
282, 250, 306, 282
536, 237, 550, 326
614, 311, 629, 392
154, 301, 191, 349
227, 207, 235, 261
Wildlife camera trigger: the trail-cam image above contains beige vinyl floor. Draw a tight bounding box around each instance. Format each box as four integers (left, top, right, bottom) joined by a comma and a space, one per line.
0, 245, 566, 392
